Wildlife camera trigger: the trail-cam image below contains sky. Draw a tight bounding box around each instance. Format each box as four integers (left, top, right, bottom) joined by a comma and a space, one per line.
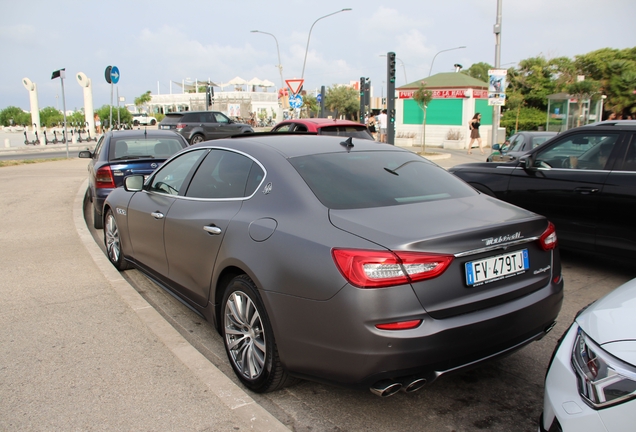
1, 0, 635, 112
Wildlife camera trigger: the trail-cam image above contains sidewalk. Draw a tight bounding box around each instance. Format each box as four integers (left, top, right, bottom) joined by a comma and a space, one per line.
0, 158, 289, 431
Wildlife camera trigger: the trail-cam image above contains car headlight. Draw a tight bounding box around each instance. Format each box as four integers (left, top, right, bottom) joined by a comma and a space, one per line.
571, 328, 636, 409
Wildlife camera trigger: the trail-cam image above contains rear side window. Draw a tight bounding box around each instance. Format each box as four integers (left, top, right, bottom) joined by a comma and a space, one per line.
290, 151, 476, 209
186, 150, 263, 199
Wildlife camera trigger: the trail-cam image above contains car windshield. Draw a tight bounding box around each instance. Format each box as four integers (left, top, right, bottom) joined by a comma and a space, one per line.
109, 138, 184, 160
319, 126, 374, 140
290, 151, 476, 209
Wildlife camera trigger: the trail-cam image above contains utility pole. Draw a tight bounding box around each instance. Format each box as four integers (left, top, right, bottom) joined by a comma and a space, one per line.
491, 0, 503, 147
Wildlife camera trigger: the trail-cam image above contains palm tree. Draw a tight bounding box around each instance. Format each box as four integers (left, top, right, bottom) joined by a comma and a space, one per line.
413, 82, 433, 153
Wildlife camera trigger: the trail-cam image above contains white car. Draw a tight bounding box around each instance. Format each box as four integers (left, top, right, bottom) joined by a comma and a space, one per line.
132, 113, 157, 126
540, 279, 636, 431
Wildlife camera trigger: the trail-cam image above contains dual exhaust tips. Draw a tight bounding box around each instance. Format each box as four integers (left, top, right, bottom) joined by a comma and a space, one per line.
369, 377, 427, 397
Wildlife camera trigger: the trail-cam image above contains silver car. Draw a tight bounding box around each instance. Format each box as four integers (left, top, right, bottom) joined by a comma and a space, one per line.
103, 134, 563, 396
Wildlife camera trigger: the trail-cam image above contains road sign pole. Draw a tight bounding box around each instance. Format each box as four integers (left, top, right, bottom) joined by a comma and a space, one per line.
109, 82, 113, 132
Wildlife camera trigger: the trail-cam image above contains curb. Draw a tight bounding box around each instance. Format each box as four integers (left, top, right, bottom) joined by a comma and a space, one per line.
72, 179, 290, 432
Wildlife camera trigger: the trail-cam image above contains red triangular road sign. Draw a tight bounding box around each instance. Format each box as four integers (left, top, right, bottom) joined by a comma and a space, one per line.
286, 79, 304, 95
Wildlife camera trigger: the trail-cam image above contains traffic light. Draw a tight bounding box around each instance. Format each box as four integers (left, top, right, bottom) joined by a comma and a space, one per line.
359, 77, 365, 97
364, 78, 371, 108
389, 109, 396, 123
387, 52, 396, 84
206, 86, 214, 107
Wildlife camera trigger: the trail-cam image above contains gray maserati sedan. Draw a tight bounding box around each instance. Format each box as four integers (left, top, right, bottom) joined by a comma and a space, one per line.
102, 133, 563, 397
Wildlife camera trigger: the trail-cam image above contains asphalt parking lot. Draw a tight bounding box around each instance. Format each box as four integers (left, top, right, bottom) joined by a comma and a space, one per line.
2, 135, 635, 431
78, 144, 636, 431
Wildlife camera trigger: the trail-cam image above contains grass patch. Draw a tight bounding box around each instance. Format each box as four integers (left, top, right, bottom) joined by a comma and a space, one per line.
0, 158, 67, 167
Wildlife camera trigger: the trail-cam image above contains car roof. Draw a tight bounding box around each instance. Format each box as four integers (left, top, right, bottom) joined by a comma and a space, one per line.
279, 118, 366, 128
189, 133, 403, 159
583, 120, 636, 129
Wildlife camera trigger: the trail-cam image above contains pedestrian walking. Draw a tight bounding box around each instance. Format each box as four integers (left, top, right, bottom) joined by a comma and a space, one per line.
367, 112, 377, 141
94, 113, 102, 134
377, 109, 388, 143
468, 113, 483, 154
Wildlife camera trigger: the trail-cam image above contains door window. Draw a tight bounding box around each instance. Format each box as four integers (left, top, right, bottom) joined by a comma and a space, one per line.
534, 132, 619, 170
149, 149, 207, 195
618, 135, 636, 171
213, 112, 231, 124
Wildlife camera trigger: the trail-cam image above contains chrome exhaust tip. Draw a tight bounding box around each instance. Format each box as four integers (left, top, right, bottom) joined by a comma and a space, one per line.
369, 380, 403, 397
402, 378, 427, 393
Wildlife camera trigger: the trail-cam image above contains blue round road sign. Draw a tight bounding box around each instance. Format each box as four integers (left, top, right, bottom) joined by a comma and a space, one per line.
110, 66, 120, 84
289, 94, 303, 109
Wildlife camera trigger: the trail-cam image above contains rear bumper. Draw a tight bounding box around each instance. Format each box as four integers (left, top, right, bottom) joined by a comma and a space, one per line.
264, 277, 563, 388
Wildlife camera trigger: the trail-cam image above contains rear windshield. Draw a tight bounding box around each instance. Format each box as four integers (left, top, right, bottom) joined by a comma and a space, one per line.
109, 138, 185, 161
290, 151, 476, 209
161, 114, 184, 124
319, 126, 374, 140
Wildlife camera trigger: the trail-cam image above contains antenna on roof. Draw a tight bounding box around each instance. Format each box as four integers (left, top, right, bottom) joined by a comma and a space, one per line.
340, 137, 354, 152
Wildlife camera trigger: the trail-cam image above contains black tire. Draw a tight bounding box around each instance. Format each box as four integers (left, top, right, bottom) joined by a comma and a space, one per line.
190, 134, 205, 145
150, 119, 157, 125
133, 120, 139, 126
103, 209, 130, 271
221, 275, 296, 393
93, 203, 104, 229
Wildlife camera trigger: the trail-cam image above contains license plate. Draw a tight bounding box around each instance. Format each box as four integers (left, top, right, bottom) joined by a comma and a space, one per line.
465, 249, 529, 286
160, 125, 170, 130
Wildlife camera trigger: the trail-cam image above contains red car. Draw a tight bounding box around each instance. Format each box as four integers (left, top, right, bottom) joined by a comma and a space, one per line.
271, 118, 374, 140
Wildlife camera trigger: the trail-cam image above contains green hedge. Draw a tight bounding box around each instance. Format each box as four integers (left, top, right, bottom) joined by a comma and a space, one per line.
501, 107, 546, 133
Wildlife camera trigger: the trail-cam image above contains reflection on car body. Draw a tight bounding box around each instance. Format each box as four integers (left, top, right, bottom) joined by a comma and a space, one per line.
103, 134, 563, 397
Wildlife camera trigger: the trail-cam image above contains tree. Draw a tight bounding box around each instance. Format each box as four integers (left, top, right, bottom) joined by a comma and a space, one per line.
39, 107, 64, 128
462, 62, 492, 83
134, 91, 152, 111
566, 79, 601, 126
0, 106, 30, 127
302, 94, 319, 118
324, 85, 359, 120
412, 81, 433, 153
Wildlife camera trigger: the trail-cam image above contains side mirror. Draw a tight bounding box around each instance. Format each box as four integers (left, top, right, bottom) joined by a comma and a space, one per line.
78, 150, 93, 158
492, 144, 501, 151
124, 174, 144, 191
519, 155, 533, 169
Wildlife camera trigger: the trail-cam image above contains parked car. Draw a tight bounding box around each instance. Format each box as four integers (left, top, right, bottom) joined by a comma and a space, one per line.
271, 118, 374, 140
540, 278, 636, 432
79, 129, 188, 229
486, 131, 557, 162
159, 111, 253, 144
449, 121, 636, 259
103, 133, 563, 396
131, 113, 157, 126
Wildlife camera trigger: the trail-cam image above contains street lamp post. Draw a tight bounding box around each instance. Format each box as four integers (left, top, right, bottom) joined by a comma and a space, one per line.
428, 46, 467, 76
250, 30, 285, 91
380, 55, 408, 84
301, 8, 352, 79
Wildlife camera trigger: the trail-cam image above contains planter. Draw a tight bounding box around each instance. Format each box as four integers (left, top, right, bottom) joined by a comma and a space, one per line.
394, 137, 415, 146
442, 139, 465, 150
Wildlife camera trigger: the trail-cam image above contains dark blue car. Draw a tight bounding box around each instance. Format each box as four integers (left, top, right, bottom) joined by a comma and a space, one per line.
79, 129, 188, 229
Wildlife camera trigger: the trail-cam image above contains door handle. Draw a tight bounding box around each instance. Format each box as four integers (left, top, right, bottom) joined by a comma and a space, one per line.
151, 211, 165, 219
574, 187, 599, 195
204, 225, 222, 235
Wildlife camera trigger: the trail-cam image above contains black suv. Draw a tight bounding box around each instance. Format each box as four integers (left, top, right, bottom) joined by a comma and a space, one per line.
449, 121, 636, 258
159, 111, 253, 144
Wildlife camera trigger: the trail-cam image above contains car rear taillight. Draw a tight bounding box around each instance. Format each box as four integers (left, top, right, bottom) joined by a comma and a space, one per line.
539, 221, 558, 251
176, 123, 186, 131
332, 249, 453, 288
375, 320, 423, 330
95, 166, 116, 189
